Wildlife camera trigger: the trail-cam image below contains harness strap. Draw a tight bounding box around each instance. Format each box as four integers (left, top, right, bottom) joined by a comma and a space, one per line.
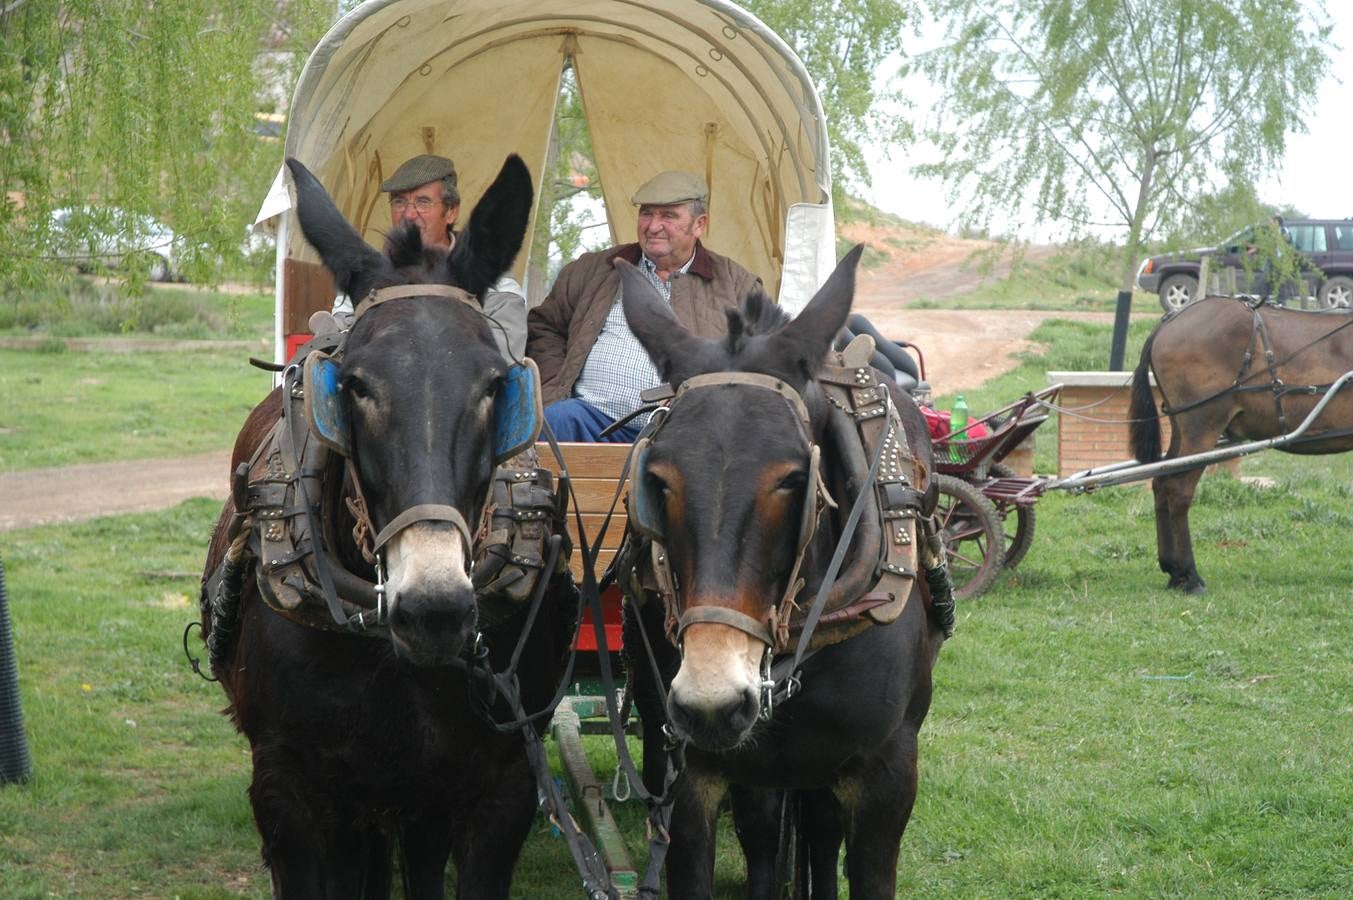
677, 371, 813, 436
352, 283, 477, 323
679, 605, 774, 646
371, 503, 473, 555
1249, 309, 1290, 431
537, 415, 682, 897
785, 402, 889, 675
1161, 302, 1353, 418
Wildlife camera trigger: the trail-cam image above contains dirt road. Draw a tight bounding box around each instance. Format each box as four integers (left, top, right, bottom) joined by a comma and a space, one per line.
0, 451, 232, 531
0, 308, 1105, 532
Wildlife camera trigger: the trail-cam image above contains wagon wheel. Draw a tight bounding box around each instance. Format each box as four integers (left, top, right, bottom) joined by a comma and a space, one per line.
989, 462, 1036, 569
932, 473, 1007, 599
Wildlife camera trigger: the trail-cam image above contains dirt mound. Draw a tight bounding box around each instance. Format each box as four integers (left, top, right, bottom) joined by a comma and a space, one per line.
839, 219, 1060, 307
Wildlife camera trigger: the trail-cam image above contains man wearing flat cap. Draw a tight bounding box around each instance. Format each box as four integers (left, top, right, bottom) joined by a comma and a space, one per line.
334, 153, 527, 360
527, 170, 760, 441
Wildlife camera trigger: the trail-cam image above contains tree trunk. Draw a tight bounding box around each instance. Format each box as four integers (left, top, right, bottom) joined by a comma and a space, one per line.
1118, 150, 1157, 295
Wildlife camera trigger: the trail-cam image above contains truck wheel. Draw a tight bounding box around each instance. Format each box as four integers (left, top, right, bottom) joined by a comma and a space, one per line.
1318, 276, 1353, 309
933, 474, 1006, 600
1158, 274, 1198, 312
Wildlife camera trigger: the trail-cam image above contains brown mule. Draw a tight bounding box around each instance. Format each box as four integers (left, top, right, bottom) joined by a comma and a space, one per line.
1130, 296, 1353, 593
617, 247, 946, 899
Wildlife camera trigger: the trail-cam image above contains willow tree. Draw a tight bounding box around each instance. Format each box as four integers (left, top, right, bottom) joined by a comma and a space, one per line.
905, 0, 1333, 295
743, 0, 915, 209
0, 0, 331, 287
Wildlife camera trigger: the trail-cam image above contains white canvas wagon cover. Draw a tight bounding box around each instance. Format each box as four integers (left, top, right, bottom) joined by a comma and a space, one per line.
257, 0, 836, 334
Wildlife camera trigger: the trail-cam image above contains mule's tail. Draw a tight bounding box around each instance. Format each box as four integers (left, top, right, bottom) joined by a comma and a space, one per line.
1129, 332, 1162, 463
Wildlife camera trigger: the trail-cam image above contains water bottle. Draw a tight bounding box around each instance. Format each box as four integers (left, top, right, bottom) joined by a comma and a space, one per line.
949, 395, 969, 462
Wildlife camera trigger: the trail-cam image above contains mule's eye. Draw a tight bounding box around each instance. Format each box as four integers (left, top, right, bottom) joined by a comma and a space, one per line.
342, 376, 370, 400
775, 470, 808, 493
644, 471, 671, 498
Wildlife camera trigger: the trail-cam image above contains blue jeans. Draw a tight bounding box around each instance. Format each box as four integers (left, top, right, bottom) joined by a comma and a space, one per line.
543, 398, 641, 443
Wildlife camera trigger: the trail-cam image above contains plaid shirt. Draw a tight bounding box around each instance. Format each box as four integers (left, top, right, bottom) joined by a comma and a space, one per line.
573, 252, 694, 422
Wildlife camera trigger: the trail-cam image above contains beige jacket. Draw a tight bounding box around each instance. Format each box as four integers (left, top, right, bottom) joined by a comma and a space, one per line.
527, 241, 761, 404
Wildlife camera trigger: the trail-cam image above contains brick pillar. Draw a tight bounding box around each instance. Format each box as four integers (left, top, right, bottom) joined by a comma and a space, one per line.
1048, 372, 1239, 480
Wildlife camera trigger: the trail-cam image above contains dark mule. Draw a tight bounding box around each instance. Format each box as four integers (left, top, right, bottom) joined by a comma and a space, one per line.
1130, 296, 1353, 593
200, 156, 572, 898
617, 247, 945, 899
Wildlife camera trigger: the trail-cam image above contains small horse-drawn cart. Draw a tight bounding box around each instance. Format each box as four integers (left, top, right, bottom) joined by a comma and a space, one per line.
930, 384, 1061, 598
914, 301, 1353, 600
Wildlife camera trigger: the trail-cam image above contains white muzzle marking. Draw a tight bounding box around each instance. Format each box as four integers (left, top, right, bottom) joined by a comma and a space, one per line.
669, 622, 763, 715
382, 524, 472, 609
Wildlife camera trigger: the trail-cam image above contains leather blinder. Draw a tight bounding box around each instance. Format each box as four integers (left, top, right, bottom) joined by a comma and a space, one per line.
304, 350, 545, 466
494, 357, 544, 463
304, 351, 351, 457
627, 437, 665, 542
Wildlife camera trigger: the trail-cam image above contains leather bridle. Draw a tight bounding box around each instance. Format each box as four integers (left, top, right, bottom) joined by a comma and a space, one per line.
316, 282, 493, 627
629, 371, 834, 653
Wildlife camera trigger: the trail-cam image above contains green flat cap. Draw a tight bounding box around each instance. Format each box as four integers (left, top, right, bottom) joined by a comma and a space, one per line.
380, 154, 457, 193
631, 170, 708, 205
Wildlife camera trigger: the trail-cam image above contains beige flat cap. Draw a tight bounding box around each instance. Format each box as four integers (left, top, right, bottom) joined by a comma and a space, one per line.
381, 154, 457, 193
631, 170, 709, 205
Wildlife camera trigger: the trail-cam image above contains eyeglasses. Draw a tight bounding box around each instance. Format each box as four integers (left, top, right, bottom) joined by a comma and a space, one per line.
389, 196, 442, 213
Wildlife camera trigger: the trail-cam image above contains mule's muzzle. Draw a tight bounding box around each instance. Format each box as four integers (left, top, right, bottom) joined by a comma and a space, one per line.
666, 686, 760, 751
387, 580, 478, 665
665, 621, 764, 750
381, 524, 479, 665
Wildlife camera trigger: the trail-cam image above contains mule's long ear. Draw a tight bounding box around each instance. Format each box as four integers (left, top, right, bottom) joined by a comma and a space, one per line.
450, 154, 533, 297
772, 244, 863, 378
285, 158, 385, 297
617, 260, 707, 382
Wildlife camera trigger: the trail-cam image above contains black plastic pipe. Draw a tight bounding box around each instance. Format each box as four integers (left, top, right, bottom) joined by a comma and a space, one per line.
0, 558, 33, 784
1108, 289, 1133, 371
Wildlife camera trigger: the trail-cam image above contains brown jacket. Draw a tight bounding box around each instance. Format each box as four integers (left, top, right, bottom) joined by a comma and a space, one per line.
527, 241, 762, 404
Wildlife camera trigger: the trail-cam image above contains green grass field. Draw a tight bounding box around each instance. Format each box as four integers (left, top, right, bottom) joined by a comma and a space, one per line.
2, 287, 1351, 896
4, 434, 1351, 897
0, 285, 273, 472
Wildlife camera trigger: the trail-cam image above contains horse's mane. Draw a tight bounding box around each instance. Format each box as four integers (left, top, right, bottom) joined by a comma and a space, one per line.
722, 288, 791, 356
380, 223, 453, 287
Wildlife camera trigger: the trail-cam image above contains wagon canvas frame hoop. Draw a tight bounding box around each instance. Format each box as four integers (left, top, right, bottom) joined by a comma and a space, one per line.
253, 0, 839, 371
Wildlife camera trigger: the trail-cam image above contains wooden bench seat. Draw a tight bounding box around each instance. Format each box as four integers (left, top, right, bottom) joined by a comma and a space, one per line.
533, 441, 633, 582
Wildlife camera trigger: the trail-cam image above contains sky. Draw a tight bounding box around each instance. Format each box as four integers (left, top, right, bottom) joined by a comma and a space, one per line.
858, 4, 1352, 240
